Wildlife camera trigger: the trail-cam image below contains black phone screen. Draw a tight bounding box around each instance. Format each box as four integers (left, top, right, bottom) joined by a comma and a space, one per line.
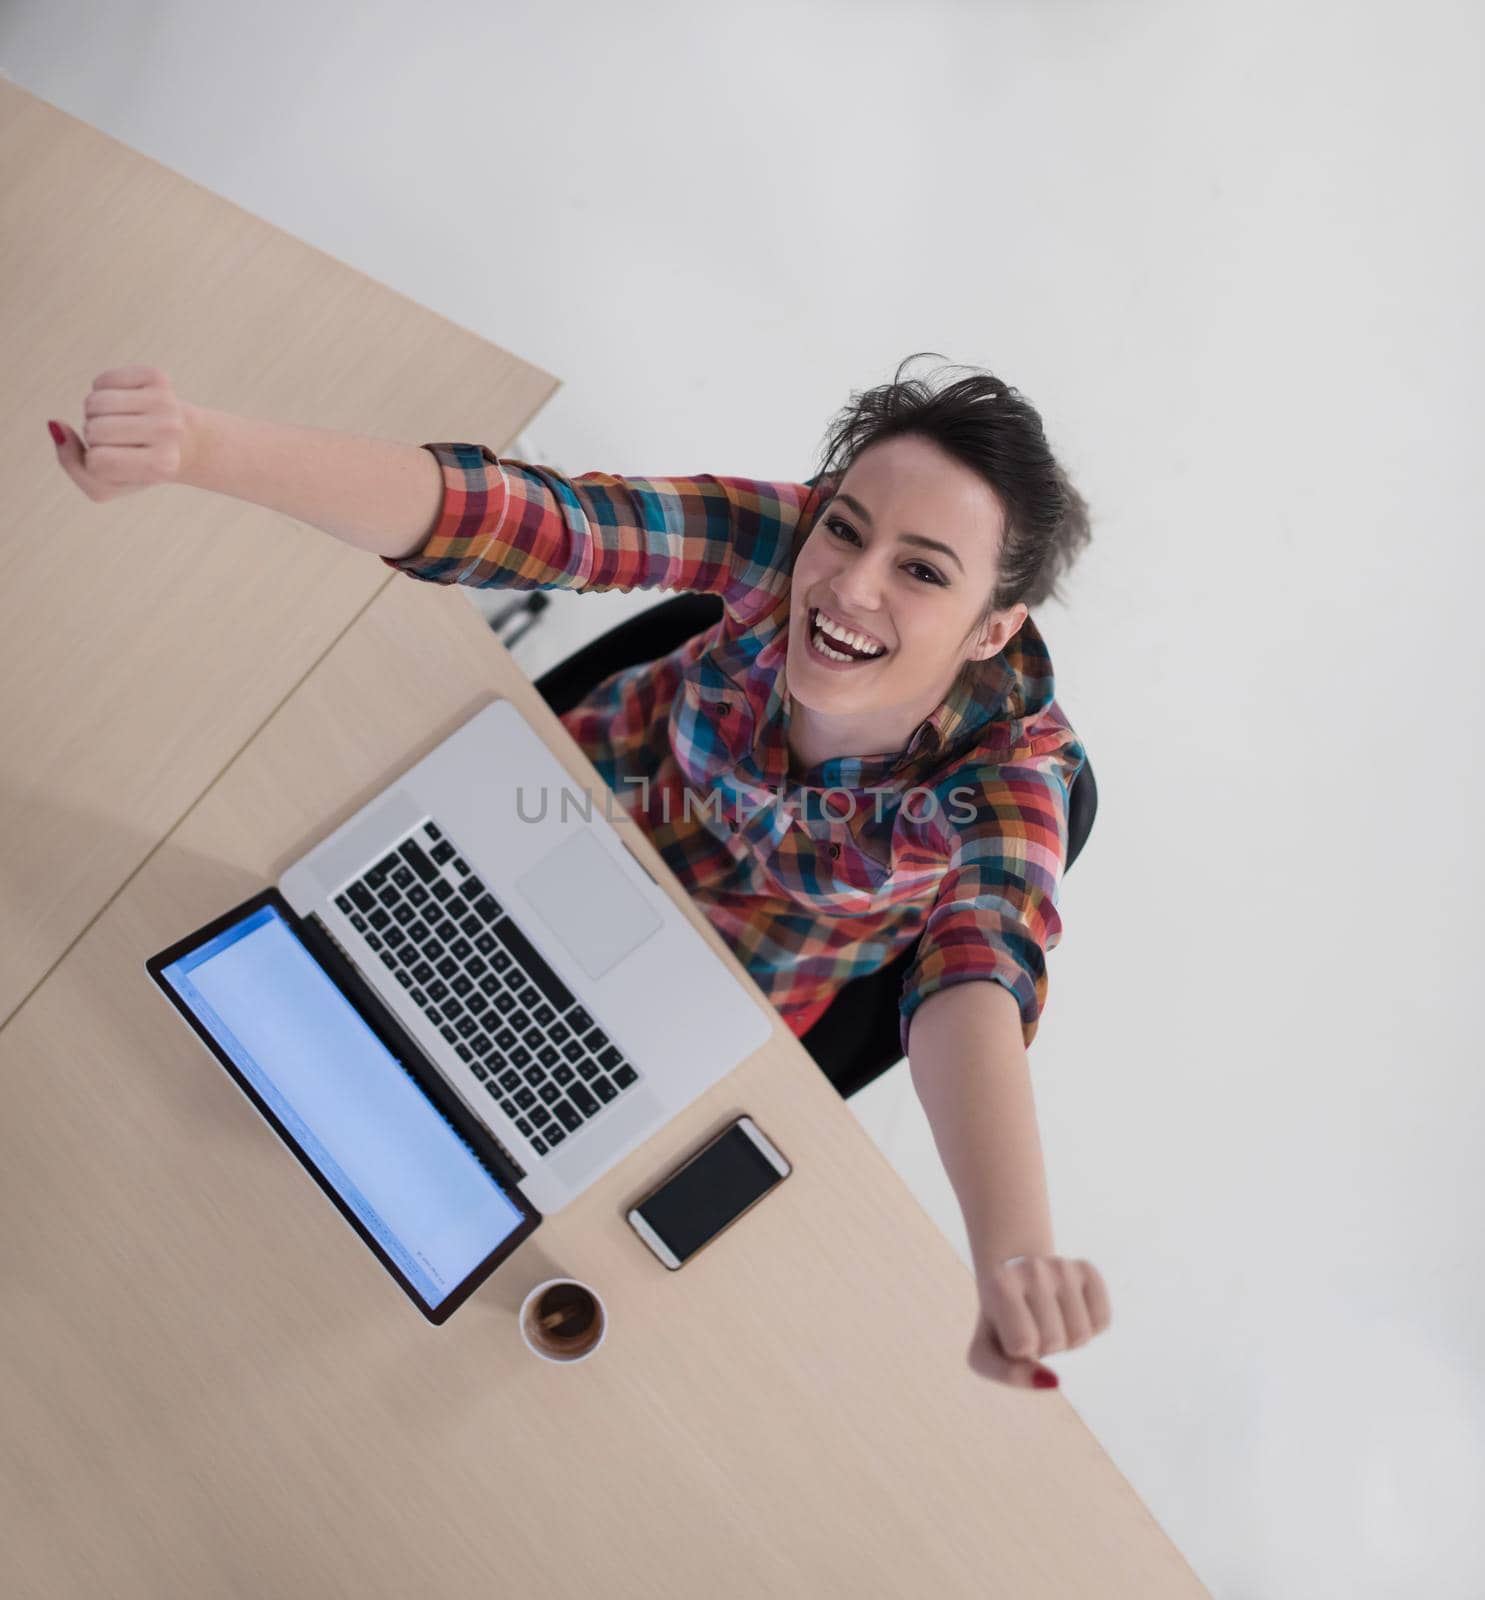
635, 1121, 785, 1264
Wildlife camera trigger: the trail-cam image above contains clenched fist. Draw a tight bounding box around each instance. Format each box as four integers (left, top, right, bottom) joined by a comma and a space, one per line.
968, 1254, 1113, 1389
49, 364, 196, 503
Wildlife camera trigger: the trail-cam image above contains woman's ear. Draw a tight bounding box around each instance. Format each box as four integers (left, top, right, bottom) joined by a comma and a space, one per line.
969, 603, 1029, 662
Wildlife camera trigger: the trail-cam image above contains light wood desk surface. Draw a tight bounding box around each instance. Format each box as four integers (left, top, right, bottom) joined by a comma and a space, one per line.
0, 77, 1207, 1599
1, 76, 555, 1024
1, 575, 1205, 1597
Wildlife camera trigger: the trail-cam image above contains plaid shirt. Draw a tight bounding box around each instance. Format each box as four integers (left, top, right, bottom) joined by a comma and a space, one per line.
382, 444, 1086, 1057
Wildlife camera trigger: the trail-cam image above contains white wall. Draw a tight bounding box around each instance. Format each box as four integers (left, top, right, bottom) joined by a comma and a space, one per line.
6, 1, 1482, 1592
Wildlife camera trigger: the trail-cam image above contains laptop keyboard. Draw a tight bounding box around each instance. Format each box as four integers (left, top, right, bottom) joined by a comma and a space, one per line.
334, 817, 641, 1158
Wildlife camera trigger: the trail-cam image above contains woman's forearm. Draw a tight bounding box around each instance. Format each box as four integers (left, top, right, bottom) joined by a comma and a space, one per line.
177, 402, 445, 560
907, 981, 1055, 1278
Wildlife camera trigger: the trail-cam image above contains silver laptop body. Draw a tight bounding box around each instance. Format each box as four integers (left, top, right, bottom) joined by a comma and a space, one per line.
279, 698, 774, 1214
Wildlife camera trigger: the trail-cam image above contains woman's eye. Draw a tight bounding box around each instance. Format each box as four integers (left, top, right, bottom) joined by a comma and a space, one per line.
824, 516, 944, 586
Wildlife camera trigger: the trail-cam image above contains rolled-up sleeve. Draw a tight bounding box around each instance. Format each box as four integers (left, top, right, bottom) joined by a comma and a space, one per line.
898, 750, 1081, 1058
381, 444, 821, 622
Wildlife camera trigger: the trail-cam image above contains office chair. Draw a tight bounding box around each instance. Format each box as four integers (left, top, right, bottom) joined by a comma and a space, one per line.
532, 592, 1097, 1101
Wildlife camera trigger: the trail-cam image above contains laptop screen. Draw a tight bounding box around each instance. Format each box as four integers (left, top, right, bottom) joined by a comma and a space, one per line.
155, 901, 527, 1310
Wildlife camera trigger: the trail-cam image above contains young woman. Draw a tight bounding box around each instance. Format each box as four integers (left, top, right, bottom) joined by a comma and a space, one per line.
50, 351, 1112, 1387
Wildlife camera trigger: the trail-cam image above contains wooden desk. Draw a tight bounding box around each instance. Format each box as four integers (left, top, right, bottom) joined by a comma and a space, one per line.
0, 78, 1208, 1598
1, 574, 1206, 1596
0, 77, 555, 1024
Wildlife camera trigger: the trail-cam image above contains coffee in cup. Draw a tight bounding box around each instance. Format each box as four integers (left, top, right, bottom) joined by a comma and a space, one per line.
519, 1278, 607, 1363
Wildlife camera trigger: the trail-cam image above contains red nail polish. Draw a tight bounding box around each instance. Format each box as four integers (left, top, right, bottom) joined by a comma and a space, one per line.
48, 420, 65, 446
1033, 1369, 1059, 1388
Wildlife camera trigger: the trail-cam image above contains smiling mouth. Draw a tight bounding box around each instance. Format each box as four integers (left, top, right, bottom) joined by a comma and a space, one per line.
808, 607, 889, 663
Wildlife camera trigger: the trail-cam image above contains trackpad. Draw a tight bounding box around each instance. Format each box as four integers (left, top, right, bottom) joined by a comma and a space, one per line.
514, 830, 663, 981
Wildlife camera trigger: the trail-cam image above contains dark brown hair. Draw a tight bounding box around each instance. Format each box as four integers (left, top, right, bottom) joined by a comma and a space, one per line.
811, 353, 1092, 658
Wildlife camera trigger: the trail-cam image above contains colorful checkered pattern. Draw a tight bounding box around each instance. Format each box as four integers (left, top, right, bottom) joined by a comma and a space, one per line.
382, 444, 1086, 1057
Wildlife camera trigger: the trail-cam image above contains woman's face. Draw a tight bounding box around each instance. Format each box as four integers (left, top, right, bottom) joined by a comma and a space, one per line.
787, 434, 1028, 747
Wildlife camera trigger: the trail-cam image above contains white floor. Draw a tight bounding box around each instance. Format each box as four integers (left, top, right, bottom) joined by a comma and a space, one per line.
469, 430, 979, 1277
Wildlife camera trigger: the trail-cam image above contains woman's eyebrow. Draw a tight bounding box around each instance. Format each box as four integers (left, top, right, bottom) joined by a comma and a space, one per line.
831, 491, 965, 574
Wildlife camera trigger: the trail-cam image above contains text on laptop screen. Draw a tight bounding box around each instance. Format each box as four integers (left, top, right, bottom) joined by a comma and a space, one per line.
158, 903, 526, 1308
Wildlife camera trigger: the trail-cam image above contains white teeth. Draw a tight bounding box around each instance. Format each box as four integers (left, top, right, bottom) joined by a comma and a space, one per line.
812, 609, 886, 658
811, 629, 856, 663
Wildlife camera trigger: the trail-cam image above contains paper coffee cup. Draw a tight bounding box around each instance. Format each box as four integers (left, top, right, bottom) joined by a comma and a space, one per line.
519, 1278, 608, 1364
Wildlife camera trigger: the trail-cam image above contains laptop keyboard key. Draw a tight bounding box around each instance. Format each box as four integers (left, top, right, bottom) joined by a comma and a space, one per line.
613, 1065, 638, 1089
553, 1101, 583, 1134
598, 1046, 623, 1072
489, 919, 575, 1014
592, 1076, 617, 1104
530, 1134, 549, 1155
399, 839, 438, 884
567, 1082, 599, 1119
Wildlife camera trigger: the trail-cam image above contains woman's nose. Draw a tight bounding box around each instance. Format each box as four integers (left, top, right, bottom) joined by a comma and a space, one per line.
830, 559, 886, 614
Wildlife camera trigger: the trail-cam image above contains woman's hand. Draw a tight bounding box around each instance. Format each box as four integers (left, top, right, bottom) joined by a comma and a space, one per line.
49, 364, 194, 503
967, 1254, 1112, 1389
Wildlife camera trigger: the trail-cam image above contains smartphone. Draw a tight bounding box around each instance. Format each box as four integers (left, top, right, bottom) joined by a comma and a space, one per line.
626, 1116, 791, 1270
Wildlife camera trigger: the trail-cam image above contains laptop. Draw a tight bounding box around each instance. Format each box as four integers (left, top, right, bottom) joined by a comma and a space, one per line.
146, 696, 775, 1322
